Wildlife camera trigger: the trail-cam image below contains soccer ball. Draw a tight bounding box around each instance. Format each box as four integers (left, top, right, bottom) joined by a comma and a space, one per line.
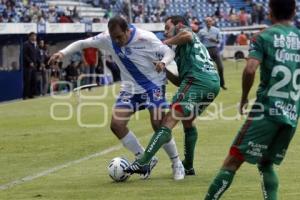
107, 157, 131, 182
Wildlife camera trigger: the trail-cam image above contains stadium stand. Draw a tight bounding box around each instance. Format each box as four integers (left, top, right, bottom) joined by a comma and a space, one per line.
1, 0, 299, 27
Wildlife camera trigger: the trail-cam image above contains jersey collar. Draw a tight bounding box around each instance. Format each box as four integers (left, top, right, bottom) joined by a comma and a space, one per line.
125, 24, 136, 45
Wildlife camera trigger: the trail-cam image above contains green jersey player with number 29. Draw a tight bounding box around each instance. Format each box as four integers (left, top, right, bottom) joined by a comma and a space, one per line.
204, 0, 300, 199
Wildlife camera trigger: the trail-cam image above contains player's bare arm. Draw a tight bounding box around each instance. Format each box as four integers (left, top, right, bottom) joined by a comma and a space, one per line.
48, 36, 103, 65
240, 58, 260, 114
164, 30, 193, 46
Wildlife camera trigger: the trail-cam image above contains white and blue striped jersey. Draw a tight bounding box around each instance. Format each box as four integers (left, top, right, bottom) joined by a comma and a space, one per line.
60, 25, 175, 94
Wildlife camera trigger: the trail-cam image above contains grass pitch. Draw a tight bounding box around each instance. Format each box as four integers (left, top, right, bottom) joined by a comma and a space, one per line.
0, 60, 299, 200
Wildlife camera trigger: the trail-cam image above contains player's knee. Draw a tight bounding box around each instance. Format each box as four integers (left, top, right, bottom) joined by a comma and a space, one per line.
222, 155, 244, 172
182, 120, 194, 129
110, 120, 123, 135
151, 120, 160, 131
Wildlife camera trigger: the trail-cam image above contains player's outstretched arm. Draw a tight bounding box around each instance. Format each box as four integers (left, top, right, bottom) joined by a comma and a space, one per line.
48, 35, 105, 65
240, 58, 260, 114
164, 30, 193, 46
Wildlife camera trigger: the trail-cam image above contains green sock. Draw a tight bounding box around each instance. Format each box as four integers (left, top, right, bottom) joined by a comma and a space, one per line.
205, 169, 235, 200
182, 126, 198, 170
258, 164, 278, 200
139, 126, 172, 165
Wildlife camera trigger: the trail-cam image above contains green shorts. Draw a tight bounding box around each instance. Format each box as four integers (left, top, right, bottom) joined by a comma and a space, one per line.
171, 77, 220, 118
230, 113, 296, 165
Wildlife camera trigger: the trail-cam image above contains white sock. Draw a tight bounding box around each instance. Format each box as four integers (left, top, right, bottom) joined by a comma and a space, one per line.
163, 138, 180, 164
121, 131, 145, 158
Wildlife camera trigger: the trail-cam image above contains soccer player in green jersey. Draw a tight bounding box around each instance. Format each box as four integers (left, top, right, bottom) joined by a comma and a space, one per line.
204, 0, 299, 199
125, 15, 220, 177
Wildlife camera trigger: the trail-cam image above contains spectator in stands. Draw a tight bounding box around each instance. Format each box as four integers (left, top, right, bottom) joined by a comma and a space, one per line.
59, 12, 72, 23
251, 3, 259, 24
36, 12, 45, 23
214, 6, 222, 19
29, 3, 41, 23
199, 17, 227, 90
71, 6, 79, 21
35, 39, 45, 96
48, 6, 57, 23
238, 8, 249, 26
23, 32, 39, 99
44, 42, 52, 94
82, 33, 98, 86
49, 61, 62, 92
257, 4, 265, 24
228, 6, 238, 23
95, 50, 104, 84
65, 61, 79, 89
37, 39, 50, 95
236, 31, 248, 45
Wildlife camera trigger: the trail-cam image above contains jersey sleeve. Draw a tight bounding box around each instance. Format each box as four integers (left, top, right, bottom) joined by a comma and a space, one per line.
248, 34, 264, 62
146, 32, 175, 66
60, 32, 110, 56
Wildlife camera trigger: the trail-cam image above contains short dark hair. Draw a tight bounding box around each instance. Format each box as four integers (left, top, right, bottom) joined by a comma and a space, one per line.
28, 32, 36, 37
108, 16, 128, 32
165, 15, 189, 26
269, 0, 295, 21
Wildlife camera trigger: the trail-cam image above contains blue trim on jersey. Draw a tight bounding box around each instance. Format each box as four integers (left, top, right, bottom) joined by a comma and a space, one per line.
126, 24, 136, 45
112, 25, 158, 90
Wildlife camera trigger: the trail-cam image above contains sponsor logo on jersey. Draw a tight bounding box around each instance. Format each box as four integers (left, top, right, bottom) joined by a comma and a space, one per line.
137, 38, 148, 42
131, 46, 146, 49
274, 33, 300, 50
275, 49, 300, 63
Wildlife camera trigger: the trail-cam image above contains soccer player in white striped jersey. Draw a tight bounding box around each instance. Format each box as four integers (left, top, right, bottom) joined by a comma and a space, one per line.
49, 16, 185, 180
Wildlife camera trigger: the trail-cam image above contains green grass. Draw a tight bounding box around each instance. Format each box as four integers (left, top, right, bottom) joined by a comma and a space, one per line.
0, 60, 299, 200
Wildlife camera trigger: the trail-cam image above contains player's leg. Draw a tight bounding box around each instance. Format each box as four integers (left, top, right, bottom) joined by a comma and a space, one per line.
205, 154, 243, 200
111, 108, 145, 158
257, 124, 296, 200
258, 160, 278, 200
149, 107, 179, 164
205, 113, 281, 200
111, 91, 146, 158
139, 109, 183, 164
149, 107, 184, 180
181, 119, 197, 175
180, 79, 219, 175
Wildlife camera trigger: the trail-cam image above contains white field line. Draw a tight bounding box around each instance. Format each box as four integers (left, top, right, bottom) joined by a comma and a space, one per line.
0, 145, 123, 191
0, 99, 254, 191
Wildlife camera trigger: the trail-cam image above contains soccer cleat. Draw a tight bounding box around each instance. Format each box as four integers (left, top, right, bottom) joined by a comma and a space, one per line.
172, 162, 185, 180
184, 168, 196, 176
140, 157, 158, 179
125, 157, 158, 179
182, 160, 196, 176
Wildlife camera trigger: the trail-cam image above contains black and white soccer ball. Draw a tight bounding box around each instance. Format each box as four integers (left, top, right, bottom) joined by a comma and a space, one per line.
107, 157, 131, 182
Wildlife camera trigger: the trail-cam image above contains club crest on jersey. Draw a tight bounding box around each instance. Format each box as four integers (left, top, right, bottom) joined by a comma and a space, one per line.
118, 52, 125, 58
153, 88, 163, 101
